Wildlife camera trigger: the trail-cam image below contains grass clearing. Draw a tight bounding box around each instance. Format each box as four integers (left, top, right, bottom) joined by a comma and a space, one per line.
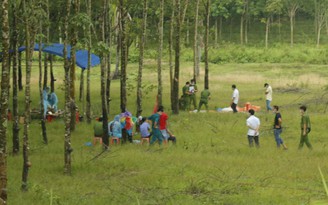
6, 62, 328, 204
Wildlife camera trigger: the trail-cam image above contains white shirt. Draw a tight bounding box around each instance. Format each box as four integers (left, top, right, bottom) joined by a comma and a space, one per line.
232, 89, 239, 104
266, 85, 272, 101
246, 115, 260, 136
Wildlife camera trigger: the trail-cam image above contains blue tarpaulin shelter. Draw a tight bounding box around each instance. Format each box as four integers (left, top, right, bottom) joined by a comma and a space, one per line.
6, 43, 100, 70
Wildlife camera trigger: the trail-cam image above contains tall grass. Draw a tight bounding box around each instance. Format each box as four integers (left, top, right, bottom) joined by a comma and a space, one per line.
6, 62, 328, 204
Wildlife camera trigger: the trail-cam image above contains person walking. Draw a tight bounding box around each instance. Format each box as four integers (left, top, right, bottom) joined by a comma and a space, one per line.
299, 105, 312, 150
273, 106, 287, 149
231, 84, 239, 113
246, 109, 260, 148
264, 83, 273, 111
148, 106, 164, 145
197, 86, 211, 112
159, 110, 176, 144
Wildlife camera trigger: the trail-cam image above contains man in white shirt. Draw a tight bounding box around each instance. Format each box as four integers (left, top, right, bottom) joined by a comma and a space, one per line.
264, 83, 272, 111
246, 109, 260, 148
231, 84, 239, 113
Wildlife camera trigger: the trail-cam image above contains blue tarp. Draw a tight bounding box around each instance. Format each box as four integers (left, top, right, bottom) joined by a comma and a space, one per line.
4, 43, 100, 70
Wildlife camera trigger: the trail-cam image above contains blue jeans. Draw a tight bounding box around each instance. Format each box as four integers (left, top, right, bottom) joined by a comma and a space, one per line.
266, 100, 272, 111
274, 128, 283, 147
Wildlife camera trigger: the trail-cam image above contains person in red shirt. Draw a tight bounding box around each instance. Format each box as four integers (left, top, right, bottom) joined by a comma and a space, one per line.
159, 110, 176, 144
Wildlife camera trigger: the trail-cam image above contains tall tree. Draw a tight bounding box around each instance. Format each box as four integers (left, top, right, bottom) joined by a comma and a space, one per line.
100, 0, 109, 149
120, 0, 127, 110
204, 0, 210, 89
0, 0, 9, 201
38, 26, 48, 144
193, 0, 200, 81
69, 0, 80, 131
283, 0, 301, 47
86, 0, 92, 124
22, 0, 37, 191
172, 0, 181, 114
136, 0, 148, 117
106, 0, 111, 113
12, 0, 20, 154
63, 0, 73, 175
157, 0, 163, 106
169, 0, 175, 111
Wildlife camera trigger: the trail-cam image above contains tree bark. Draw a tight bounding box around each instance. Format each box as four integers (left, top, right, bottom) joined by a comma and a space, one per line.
18, 52, 23, 91
157, 0, 163, 106
137, 0, 148, 117
204, 0, 210, 89
265, 17, 270, 49
120, 0, 127, 110
169, 0, 175, 111
12, 0, 20, 154
79, 70, 84, 102
172, 0, 181, 114
86, 0, 92, 124
106, 0, 111, 113
193, 0, 200, 82
101, 0, 109, 149
22, 0, 35, 190
0, 0, 9, 201
63, 0, 72, 175
38, 26, 48, 145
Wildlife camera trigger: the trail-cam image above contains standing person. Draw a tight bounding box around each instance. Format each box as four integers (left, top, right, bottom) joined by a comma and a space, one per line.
189, 79, 198, 111
299, 105, 312, 150
264, 83, 273, 111
148, 106, 164, 145
273, 106, 287, 149
246, 109, 260, 148
231, 84, 239, 113
182, 82, 190, 110
198, 86, 211, 112
159, 110, 176, 144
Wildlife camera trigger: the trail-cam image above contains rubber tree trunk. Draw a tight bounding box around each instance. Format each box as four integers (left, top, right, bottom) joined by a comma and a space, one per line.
157, 0, 163, 107
193, 0, 200, 81
136, 0, 148, 117
0, 0, 10, 201
86, 0, 92, 124
204, 0, 210, 89
63, 0, 72, 175
120, 0, 127, 110
169, 0, 175, 111
172, 0, 181, 114
12, 0, 20, 154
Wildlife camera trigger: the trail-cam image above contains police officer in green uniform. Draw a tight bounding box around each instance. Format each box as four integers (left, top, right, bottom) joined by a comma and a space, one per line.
189, 79, 198, 111
299, 105, 312, 150
198, 86, 211, 112
182, 81, 190, 110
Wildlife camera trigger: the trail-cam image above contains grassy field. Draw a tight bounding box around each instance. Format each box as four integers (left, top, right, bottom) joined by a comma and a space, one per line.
6, 61, 328, 205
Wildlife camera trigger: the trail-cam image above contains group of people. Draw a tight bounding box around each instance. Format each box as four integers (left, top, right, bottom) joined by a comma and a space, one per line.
42, 87, 58, 118
180, 79, 211, 112
93, 106, 176, 146
245, 83, 312, 150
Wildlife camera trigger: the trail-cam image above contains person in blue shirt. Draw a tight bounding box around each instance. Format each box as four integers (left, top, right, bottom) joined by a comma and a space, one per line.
140, 117, 152, 138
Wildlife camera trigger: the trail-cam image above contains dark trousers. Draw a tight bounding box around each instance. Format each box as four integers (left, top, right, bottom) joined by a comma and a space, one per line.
248, 135, 259, 148
231, 103, 238, 113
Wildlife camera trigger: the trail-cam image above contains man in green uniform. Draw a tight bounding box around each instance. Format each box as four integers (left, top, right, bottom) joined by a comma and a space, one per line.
198, 86, 211, 112
299, 105, 312, 150
181, 81, 190, 110
189, 79, 198, 111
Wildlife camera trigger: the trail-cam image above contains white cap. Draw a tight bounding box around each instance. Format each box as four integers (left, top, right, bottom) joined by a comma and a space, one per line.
138, 116, 142, 120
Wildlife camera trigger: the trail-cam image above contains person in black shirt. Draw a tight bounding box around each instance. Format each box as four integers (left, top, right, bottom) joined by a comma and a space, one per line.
273, 105, 287, 149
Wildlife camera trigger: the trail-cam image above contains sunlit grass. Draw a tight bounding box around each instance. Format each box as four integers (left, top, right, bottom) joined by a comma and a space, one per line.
6, 61, 328, 204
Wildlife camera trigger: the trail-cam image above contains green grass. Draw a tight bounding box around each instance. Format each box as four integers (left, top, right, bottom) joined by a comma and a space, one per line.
6, 61, 328, 204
